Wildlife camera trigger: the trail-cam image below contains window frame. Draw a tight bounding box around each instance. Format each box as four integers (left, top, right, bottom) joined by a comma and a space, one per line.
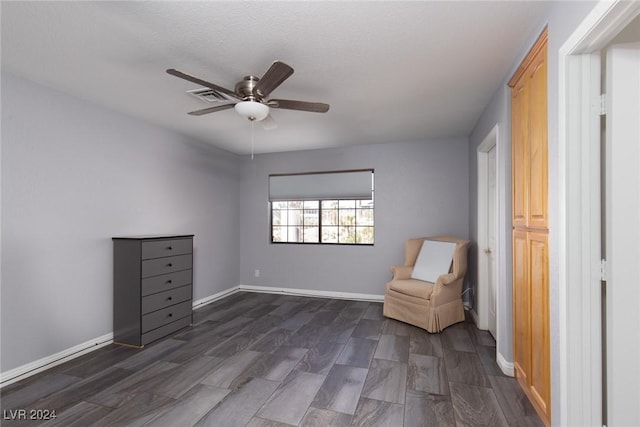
270, 198, 375, 246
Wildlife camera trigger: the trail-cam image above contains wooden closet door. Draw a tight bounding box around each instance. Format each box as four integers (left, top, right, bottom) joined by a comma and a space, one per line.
510, 29, 550, 427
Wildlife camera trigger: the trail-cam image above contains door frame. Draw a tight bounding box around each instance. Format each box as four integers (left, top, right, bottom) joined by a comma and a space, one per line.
476, 125, 499, 333
559, 1, 640, 425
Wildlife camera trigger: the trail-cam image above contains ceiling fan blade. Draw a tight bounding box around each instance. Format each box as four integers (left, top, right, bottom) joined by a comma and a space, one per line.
253, 61, 294, 98
187, 103, 236, 116
268, 99, 330, 113
261, 114, 277, 130
166, 68, 242, 101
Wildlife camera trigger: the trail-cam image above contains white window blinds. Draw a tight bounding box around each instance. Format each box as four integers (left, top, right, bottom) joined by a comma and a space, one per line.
269, 169, 374, 201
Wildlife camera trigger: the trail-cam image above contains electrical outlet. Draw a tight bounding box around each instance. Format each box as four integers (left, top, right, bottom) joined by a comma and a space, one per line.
254, 269, 260, 278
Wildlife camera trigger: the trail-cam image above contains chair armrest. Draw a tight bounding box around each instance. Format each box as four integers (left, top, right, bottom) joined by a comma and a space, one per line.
436, 273, 457, 286
390, 265, 413, 280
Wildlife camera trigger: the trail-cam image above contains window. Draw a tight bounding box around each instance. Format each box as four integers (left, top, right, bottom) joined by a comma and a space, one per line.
269, 170, 374, 245
272, 199, 374, 244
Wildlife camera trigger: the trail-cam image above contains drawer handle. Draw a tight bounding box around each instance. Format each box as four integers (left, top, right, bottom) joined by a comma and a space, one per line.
168, 313, 173, 318
167, 246, 173, 250
167, 296, 173, 301
166, 280, 172, 284
166, 263, 173, 267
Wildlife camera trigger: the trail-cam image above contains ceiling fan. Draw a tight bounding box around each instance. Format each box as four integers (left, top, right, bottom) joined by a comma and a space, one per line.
166, 61, 330, 126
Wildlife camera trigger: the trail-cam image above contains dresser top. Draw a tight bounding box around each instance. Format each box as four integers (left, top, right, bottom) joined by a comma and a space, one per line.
112, 234, 194, 241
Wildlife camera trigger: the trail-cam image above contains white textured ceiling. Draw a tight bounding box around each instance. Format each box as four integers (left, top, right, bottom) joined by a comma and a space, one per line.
1, 1, 549, 155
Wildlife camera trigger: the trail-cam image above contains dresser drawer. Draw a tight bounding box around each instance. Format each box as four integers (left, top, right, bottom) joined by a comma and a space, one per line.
142, 238, 192, 260
142, 300, 192, 333
141, 269, 192, 296
141, 316, 191, 346
142, 285, 192, 315
141, 254, 192, 278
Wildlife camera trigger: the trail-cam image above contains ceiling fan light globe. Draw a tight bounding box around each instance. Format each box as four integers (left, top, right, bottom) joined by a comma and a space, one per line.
235, 101, 269, 122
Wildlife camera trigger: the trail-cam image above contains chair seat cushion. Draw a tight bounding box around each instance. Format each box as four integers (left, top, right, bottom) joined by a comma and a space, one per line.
388, 279, 435, 300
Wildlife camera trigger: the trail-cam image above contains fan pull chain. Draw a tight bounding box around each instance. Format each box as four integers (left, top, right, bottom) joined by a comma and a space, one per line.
251, 119, 255, 160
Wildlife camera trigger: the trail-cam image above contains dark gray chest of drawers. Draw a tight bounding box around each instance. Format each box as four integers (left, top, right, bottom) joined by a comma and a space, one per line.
113, 234, 194, 347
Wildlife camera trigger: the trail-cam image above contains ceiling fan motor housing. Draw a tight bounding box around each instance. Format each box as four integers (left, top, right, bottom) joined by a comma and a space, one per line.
235, 75, 263, 102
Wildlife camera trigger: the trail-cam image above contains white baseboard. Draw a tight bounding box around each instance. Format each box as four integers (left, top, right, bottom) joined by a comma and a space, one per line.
192, 286, 241, 308
238, 284, 385, 302
1, 285, 383, 388
497, 351, 515, 377
0, 332, 114, 388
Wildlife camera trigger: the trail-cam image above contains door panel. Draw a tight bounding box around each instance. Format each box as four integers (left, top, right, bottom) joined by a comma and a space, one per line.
512, 81, 529, 228
529, 232, 550, 414
527, 45, 548, 229
605, 41, 640, 427
513, 229, 530, 384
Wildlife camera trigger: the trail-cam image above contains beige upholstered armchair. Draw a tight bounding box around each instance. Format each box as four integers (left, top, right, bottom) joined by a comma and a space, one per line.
383, 236, 471, 333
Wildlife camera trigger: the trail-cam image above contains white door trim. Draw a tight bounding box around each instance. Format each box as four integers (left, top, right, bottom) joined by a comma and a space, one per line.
476, 125, 499, 331
559, 1, 640, 425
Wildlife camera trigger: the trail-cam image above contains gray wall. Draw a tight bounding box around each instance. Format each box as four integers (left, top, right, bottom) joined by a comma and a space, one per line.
239, 139, 469, 295
1, 72, 241, 373
467, 1, 597, 423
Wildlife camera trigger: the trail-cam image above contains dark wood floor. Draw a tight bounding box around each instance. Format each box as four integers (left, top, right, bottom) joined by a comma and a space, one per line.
1, 291, 543, 426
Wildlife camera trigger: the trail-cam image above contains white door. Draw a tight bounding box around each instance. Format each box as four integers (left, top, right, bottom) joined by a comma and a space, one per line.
605, 41, 640, 427
487, 145, 497, 338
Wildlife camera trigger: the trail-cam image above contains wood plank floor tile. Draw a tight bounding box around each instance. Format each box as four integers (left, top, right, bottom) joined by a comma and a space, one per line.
249, 328, 295, 353
285, 324, 330, 348
450, 382, 509, 427
362, 358, 408, 404
22, 367, 132, 415
143, 355, 224, 399
352, 318, 383, 340
241, 346, 308, 382
335, 337, 377, 368
476, 344, 507, 377
59, 344, 140, 378
444, 349, 490, 388
362, 303, 384, 320
441, 327, 476, 353
195, 378, 279, 427
382, 318, 413, 336
40, 401, 112, 427
210, 315, 255, 337
85, 360, 178, 408
404, 390, 456, 427
351, 397, 405, 427
407, 354, 449, 395
299, 407, 353, 427
89, 391, 176, 427
0, 373, 81, 410
113, 338, 185, 370
488, 375, 545, 426
206, 329, 266, 358
279, 311, 315, 331
246, 417, 297, 427
146, 384, 230, 427
309, 310, 341, 326
201, 350, 262, 389
374, 334, 410, 362
296, 341, 345, 375
409, 328, 443, 358
256, 369, 326, 425
311, 364, 368, 415
322, 321, 356, 344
